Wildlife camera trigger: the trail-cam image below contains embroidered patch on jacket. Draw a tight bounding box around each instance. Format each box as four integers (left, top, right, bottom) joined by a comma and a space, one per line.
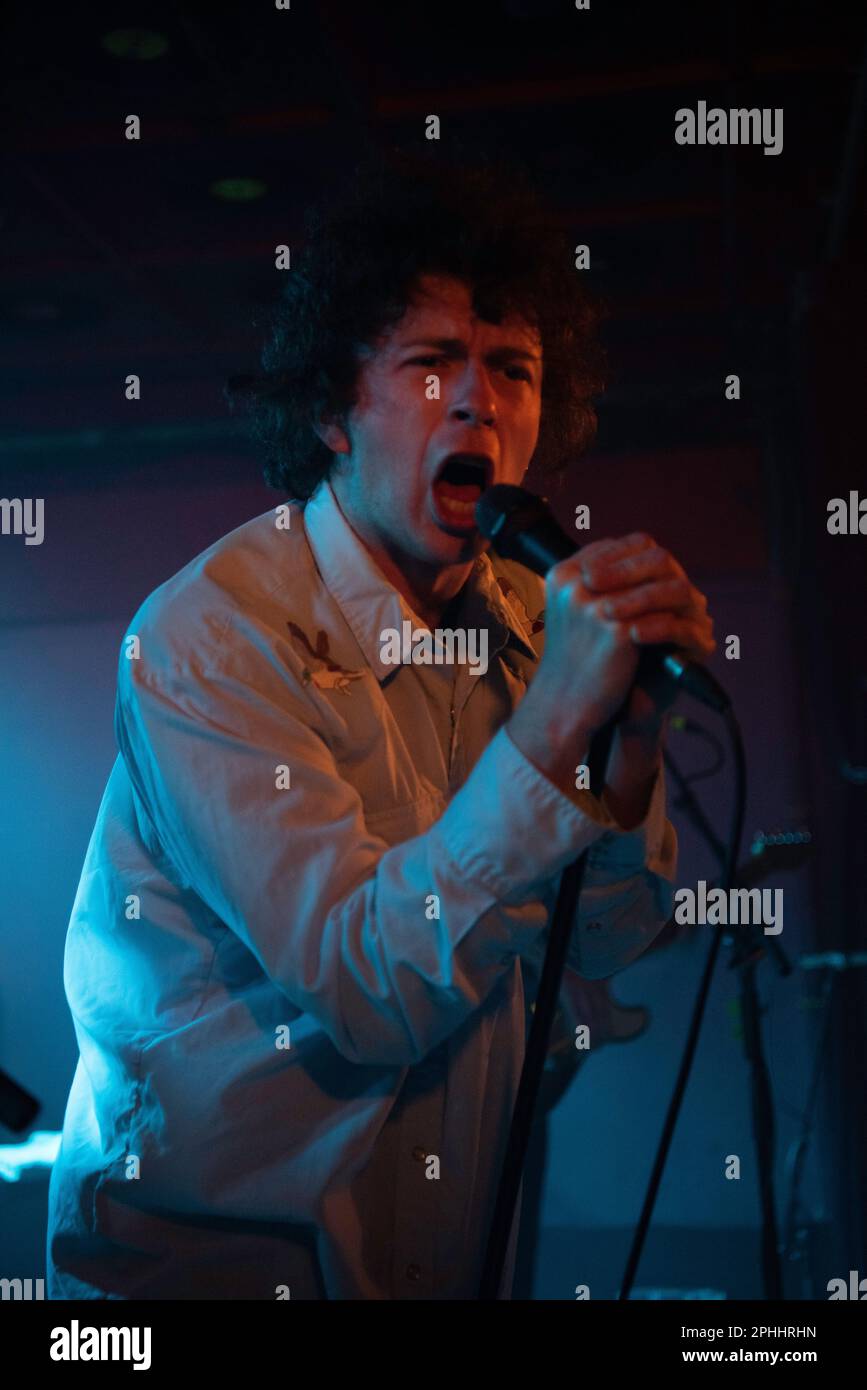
495, 576, 545, 635
285, 621, 366, 694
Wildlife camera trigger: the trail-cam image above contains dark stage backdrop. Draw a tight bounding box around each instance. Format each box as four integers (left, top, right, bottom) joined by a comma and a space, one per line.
1, 0, 864, 1301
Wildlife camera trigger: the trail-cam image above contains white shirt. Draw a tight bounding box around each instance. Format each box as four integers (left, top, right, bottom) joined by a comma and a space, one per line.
47, 477, 677, 1300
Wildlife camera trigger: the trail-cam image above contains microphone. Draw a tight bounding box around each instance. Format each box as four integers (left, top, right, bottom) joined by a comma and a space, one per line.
475, 484, 729, 713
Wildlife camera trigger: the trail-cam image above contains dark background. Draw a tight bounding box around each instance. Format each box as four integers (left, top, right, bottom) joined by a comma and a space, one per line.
1, 0, 865, 1299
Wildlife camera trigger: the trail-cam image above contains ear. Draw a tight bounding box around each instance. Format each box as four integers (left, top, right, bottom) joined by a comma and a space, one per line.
313, 416, 351, 456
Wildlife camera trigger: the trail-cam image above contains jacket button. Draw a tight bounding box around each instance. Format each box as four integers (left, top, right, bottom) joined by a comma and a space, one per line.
412, 1146, 427, 1162
405, 1263, 422, 1281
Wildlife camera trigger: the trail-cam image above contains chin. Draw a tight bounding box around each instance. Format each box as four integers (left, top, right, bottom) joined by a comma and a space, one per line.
423, 505, 483, 560
426, 516, 476, 549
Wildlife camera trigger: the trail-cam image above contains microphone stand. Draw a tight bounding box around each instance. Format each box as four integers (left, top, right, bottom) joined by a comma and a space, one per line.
480, 690, 762, 1301
474, 487, 754, 1300
736, 954, 784, 1298
666, 735, 791, 1299
478, 717, 618, 1298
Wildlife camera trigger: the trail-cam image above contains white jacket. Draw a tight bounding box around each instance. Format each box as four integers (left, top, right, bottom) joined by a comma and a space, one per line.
47, 477, 676, 1300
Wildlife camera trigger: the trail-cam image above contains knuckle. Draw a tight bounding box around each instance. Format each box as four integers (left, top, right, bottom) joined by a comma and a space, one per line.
581, 539, 615, 564
563, 574, 586, 603
549, 577, 583, 612
549, 555, 578, 583
547, 565, 579, 599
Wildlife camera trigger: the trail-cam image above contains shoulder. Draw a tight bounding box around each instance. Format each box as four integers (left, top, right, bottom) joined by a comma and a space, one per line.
121, 502, 320, 689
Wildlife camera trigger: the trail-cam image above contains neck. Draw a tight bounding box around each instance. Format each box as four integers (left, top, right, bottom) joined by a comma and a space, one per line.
374, 547, 472, 631
330, 482, 474, 629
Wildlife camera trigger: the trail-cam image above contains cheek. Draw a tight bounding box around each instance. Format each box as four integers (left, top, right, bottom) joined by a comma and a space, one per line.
507, 407, 540, 460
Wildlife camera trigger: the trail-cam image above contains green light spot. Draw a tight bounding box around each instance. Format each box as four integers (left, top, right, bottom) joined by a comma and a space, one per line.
209, 179, 268, 202
102, 29, 169, 60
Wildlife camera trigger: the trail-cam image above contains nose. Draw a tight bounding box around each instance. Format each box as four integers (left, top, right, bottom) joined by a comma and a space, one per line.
450, 361, 497, 429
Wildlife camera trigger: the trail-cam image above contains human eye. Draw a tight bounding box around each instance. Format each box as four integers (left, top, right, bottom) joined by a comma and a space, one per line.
504, 365, 532, 381
409, 354, 445, 367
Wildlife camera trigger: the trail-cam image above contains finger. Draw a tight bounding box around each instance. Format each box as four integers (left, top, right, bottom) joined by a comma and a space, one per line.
628, 612, 716, 658
599, 577, 694, 620
572, 532, 659, 571
582, 545, 683, 592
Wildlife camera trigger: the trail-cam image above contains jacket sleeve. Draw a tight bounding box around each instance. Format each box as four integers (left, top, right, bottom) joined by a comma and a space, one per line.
510, 746, 677, 991
565, 763, 677, 979
114, 604, 672, 1067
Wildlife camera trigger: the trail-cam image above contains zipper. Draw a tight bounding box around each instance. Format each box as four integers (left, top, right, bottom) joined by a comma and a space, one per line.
448, 673, 458, 776
448, 701, 457, 775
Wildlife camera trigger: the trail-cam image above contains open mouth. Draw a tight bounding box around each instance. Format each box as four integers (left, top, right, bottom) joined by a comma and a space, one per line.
431, 453, 492, 531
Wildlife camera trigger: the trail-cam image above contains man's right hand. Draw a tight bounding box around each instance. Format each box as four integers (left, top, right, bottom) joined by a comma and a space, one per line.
506, 532, 674, 798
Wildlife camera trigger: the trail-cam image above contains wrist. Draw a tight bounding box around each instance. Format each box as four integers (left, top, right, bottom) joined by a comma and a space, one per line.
602, 723, 664, 830
614, 711, 667, 753
507, 703, 596, 803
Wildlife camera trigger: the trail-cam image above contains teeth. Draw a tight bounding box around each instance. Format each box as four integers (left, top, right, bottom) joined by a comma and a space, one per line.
441, 498, 475, 514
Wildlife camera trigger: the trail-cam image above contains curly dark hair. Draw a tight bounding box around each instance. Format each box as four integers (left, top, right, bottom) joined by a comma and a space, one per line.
225, 143, 608, 500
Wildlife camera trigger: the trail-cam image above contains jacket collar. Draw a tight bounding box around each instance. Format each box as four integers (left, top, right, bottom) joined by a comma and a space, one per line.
302, 478, 539, 682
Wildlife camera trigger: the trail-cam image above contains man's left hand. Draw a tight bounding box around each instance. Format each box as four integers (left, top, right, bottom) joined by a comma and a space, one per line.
579, 534, 715, 737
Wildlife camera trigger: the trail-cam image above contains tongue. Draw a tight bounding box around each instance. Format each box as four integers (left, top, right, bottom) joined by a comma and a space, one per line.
435, 480, 482, 503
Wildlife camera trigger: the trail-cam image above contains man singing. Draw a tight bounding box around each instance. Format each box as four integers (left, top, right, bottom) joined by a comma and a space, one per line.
47, 151, 714, 1299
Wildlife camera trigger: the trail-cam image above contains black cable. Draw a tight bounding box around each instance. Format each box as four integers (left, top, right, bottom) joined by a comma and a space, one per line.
477, 720, 616, 1298
618, 705, 746, 1299
671, 722, 726, 785
663, 736, 728, 873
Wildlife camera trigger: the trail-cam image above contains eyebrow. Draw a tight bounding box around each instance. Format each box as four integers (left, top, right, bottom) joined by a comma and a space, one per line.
400, 337, 542, 364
